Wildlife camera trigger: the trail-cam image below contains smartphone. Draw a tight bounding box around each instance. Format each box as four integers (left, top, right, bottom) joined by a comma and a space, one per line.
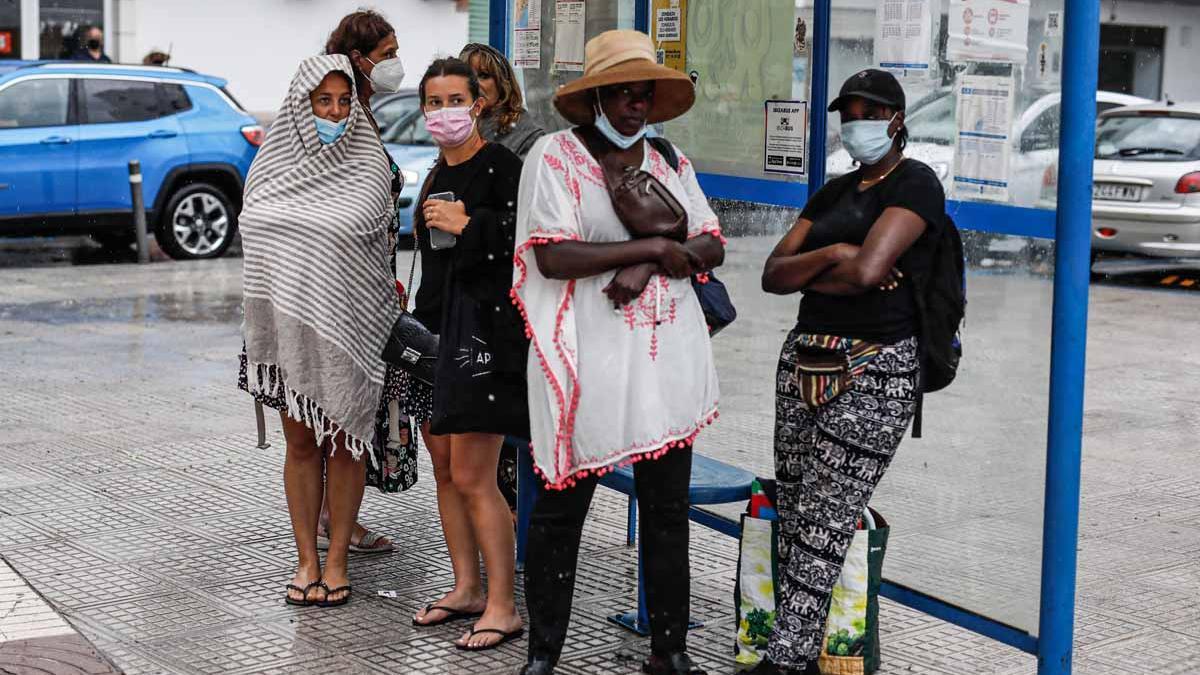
425, 191, 458, 250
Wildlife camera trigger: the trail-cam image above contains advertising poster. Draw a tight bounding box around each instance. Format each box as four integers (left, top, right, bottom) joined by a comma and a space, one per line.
875, 0, 933, 80
953, 75, 1015, 202
764, 100, 808, 176
553, 1, 585, 72
947, 0, 1031, 65
514, 0, 542, 69
652, 0, 688, 72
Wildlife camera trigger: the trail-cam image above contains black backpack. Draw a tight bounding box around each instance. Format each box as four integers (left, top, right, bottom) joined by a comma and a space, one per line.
910, 214, 966, 437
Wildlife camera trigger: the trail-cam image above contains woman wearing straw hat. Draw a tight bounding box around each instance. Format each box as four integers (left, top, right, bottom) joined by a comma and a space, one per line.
513, 29, 725, 675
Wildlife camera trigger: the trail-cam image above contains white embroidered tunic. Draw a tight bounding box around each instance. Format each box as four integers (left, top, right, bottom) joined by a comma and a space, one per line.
513, 130, 722, 489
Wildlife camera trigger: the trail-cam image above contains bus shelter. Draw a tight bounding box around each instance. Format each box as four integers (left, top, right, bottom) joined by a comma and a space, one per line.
487, 1, 1097, 672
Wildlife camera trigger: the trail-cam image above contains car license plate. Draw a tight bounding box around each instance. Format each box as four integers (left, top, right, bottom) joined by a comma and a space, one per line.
1093, 182, 1142, 202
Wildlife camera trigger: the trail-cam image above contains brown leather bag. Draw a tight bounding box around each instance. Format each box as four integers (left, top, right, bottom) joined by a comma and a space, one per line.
575, 126, 688, 242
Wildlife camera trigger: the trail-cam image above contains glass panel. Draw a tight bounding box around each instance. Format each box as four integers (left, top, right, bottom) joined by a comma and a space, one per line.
661, 0, 808, 183
0, 78, 70, 128
82, 79, 165, 124
39, 0, 103, 59
0, 0, 20, 59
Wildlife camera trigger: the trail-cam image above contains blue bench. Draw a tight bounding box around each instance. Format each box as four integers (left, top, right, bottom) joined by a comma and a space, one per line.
513, 438, 756, 635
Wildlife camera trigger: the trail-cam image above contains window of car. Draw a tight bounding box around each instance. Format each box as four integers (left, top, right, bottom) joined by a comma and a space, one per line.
82, 79, 168, 124
1020, 101, 1128, 154
375, 95, 434, 146
0, 78, 71, 129
1095, 113, 1200, 161
906, 93, 957, 146
159, 84, 193, 114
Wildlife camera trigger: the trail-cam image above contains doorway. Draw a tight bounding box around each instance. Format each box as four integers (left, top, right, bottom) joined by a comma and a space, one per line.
1099, 24, 1165, 100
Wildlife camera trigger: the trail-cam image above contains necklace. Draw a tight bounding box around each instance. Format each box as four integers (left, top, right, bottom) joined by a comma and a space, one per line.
859, 156, 904, 187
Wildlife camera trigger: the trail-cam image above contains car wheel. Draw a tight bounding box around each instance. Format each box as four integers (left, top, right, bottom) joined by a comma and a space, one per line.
155, 182, 237, 260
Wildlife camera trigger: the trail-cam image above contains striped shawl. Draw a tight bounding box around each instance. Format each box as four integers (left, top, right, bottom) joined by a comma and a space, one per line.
240, 54, 400, 460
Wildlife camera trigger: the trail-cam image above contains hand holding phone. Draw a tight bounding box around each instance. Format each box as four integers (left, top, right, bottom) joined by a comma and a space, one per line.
425, 191, 459, 250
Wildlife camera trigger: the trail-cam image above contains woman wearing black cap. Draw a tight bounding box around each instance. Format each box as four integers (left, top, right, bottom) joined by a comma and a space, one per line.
756, 69, 946, 674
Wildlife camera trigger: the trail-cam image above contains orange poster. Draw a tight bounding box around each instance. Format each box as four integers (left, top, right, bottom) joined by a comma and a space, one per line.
651, 0, 687, 73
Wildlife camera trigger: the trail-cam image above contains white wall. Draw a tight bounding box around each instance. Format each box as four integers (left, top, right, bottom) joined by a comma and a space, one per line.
1103, 0, 1200, 102
113, 0, 468, 114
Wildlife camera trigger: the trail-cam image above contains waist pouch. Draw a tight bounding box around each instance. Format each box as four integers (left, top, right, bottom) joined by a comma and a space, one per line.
793, 334, 883, 407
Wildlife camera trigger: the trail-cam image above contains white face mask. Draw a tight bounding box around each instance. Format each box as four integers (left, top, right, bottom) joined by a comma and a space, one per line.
593, 103, 646, 150
841, 114, 898, 166
365, 56, 406, 94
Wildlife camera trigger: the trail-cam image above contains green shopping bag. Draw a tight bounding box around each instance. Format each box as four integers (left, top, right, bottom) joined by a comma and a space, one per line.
733, 479, 888, 674
819, 509, 889, 675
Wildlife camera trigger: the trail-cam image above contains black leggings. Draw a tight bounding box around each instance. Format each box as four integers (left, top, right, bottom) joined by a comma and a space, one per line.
524, 445, 694, 664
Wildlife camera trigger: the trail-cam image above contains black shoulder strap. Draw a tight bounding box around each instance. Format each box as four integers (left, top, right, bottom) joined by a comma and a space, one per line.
647, 136, 679, 173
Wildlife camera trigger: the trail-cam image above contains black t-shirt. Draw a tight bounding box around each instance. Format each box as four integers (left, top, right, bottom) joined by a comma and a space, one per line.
795, 159, 946, 343
413, 156, 480, 331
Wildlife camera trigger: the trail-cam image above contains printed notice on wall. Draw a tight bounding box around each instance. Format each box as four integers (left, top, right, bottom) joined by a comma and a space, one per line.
764, 100, 808, 176
953, 75, 1015, 202
652, 0, 688, 72
553, 0, 585, 72
875, 0, 933, 79
514, 0, 542, 69
947, 0, 1030, 65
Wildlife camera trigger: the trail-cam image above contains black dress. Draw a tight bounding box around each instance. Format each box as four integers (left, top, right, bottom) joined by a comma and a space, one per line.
402, 142, 529, 438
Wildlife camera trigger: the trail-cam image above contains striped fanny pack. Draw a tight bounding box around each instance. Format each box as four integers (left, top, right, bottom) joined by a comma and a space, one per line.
792, 334, 883, 408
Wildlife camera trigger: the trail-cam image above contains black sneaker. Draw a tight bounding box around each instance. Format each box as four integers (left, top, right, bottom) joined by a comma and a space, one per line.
641, 652, 708, 675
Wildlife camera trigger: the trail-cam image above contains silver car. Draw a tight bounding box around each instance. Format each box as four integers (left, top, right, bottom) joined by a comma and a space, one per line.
1089, 103, 1200, 262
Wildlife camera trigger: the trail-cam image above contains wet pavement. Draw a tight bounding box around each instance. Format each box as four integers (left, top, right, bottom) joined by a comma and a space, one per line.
0, 236, 1197, 674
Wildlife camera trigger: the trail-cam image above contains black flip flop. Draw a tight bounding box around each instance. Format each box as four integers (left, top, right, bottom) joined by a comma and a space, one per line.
317, 582, 352, 608
412, 603, 485, 627
284, 580, 323, 607
455, 627, 526, 652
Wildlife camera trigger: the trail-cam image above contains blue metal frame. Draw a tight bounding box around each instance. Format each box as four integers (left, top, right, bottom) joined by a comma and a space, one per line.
494, 1, 1094, 670
1037, 0, 1098, 672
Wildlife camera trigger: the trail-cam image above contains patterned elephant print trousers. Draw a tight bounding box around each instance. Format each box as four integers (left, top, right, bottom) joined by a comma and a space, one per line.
766, 330, 919, 668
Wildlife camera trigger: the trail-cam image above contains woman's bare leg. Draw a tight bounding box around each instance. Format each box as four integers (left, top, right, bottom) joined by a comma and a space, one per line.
413, 422, 486, 624
450, 432, 522, 648
281, 413, 325, 604
322, 432, 366, 603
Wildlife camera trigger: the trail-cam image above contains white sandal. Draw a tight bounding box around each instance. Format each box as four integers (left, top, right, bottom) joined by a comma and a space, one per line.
316, 528, 395, 554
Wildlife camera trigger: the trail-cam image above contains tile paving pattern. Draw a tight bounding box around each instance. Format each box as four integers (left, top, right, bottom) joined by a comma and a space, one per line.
0, 237, 1196, 673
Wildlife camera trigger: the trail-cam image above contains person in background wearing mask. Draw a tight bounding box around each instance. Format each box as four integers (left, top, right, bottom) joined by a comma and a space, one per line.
312, 9, 409, 556
406, 57, 528, 653
756, 69, 945, 674
459, 43, 544, 159
71, 25, 111, 63
237, 55, 403, 608
513, 30, 724, 675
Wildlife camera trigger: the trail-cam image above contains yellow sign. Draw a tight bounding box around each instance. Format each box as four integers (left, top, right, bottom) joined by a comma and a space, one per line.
651, 0, 687, 72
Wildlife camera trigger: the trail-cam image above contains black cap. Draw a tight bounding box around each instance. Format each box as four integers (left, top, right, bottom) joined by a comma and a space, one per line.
828, 69, 906, 113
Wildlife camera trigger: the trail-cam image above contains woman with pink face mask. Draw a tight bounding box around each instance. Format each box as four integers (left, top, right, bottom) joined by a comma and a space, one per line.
403, 57, 529, 652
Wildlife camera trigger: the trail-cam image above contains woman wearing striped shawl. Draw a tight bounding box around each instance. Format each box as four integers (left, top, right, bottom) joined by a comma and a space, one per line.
238, 54, 401, 608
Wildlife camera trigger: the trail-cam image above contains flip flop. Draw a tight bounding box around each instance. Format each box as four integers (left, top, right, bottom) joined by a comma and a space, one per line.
316, 582, 352, 608
284, 580, 323, 607
455, 627, 526, 652
412, 603, 485, 627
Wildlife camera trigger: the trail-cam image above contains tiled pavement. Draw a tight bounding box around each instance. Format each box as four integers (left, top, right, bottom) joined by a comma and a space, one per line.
0, 236, 1197, 674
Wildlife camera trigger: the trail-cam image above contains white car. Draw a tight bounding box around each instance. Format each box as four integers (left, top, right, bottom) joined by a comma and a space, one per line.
827, 88, 1151, 207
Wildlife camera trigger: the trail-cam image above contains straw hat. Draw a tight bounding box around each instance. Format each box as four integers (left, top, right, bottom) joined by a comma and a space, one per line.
554, 30, 695, 125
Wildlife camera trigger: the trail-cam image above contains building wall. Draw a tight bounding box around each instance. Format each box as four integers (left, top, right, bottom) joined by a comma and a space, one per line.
113, 0, 468, 115
1102, 0, 1200, 101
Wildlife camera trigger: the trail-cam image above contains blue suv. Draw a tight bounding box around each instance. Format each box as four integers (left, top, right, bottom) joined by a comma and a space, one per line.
0, 61, 261, 259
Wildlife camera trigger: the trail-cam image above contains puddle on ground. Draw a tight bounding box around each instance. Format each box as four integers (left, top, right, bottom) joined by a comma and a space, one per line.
0, 293, 244, 325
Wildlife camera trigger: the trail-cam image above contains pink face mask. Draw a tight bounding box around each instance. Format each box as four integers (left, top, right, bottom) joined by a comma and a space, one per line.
425, 105, 476, 147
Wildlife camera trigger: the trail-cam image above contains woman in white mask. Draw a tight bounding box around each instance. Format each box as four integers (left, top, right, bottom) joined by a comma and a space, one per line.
325, 10, 406, 121
756, 69, 946, 674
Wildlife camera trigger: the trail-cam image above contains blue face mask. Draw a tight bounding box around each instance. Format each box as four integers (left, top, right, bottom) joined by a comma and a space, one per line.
594, 104, 646, 150
841, 115, 898, 166
314, 116, 348, 145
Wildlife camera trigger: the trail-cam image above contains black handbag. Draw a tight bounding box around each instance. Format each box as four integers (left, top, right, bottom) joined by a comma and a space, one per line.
692, 272, 737, 336
381, 164, 440, 386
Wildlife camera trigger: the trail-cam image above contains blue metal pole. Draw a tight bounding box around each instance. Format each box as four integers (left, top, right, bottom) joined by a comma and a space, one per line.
1037, 0, 1100, 672
635, 0, 650, 34
806, 0, 832, 194
489, 0, 509, 56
